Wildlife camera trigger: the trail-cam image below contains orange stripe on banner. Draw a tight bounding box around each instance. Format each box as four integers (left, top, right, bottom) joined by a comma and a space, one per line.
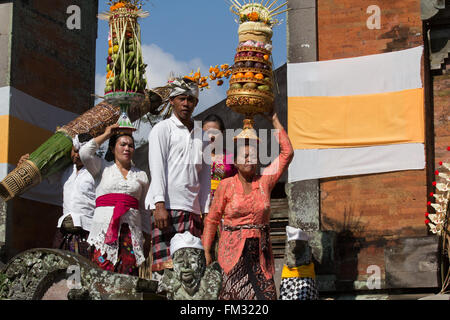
0, 115, 54, 164
0, 116, 9, 163
288, 88, 424, 149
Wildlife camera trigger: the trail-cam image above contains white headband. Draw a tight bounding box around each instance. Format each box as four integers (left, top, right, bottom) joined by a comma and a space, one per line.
72, 135, 88, 152
170, 231, 204, 256
286, 226, 309, 242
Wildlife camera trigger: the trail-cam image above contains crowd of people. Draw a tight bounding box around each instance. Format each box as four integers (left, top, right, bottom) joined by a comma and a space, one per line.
21, 77, 306, 300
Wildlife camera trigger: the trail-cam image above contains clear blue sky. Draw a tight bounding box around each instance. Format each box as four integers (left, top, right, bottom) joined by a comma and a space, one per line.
95, 0, 287, 115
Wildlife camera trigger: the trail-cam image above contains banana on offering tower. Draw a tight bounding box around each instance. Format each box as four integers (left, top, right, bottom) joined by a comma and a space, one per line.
0, 0, 174, 202
101, 1, 149, 94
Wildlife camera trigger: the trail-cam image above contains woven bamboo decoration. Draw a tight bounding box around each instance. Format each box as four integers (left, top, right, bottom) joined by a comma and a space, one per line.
0, 86, 169, 202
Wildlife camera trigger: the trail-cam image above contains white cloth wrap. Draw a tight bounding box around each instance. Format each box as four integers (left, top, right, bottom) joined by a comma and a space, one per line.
170, 231, 204, 256
168, 78, 199, 99
286, 226, 309, 242
72, 134, 89, 152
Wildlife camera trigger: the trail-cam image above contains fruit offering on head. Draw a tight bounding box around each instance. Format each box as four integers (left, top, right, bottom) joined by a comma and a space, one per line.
226, 0, 288, 115
101, 1, 150, 94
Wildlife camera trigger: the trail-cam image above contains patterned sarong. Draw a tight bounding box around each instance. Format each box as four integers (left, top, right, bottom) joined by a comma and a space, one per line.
219, 238, 277, 300
53, 228, 91, 260
151, 210, 203, 272
91, 224, 139, 276
279, 277, 319, 300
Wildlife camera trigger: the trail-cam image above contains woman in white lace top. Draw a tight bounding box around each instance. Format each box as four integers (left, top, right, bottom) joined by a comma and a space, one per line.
79, 124, 150, 275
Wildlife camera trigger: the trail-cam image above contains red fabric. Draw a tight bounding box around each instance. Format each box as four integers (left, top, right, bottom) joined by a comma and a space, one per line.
96, 193, 139, 244
92, 224, 138, 276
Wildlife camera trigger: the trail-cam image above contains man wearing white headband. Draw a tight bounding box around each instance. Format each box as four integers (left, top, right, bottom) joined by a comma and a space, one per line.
17, 133, 96, 259
145, 77, 211, 274
168, 77, 200, 101
279, 226, 319, 300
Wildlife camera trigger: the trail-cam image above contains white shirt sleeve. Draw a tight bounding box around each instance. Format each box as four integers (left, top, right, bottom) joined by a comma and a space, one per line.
146, 123, 169, 209
79, 138, 105, 179
139, 172, 151, 234
199, 143, 211, 214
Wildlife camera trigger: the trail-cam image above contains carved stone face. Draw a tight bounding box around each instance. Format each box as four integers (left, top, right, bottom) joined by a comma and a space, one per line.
172, 248, 206, 296
286, 240, 312, 268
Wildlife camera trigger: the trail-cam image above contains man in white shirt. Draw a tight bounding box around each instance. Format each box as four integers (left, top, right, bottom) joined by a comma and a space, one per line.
18, 133, 96, 259
145, 77, 211, 273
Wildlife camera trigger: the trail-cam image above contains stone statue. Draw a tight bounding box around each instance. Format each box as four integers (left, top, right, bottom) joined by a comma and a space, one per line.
279, 226, 319, 300
0, 248, 161, 300
159, 232, 222, 300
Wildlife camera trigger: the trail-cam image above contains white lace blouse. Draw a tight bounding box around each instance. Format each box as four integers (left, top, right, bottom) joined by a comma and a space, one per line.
79, 139, 150, 266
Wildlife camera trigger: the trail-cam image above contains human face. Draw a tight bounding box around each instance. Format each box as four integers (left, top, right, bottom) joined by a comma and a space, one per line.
113, 135, 135, 167
71, 146, 83, 168
202, 121, 222, 144
171, 94, 198, 121
235, 144, 258, 177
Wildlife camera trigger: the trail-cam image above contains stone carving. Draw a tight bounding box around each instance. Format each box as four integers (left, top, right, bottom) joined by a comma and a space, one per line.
0, 248, 162, 300
160, 247, 222, 300
286, 239, 313, 268
421, 0, 446, 20
279, 226, 319, 300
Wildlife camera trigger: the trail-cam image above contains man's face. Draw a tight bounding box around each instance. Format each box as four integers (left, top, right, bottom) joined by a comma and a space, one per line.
172, 248, 206, 296
71, 146, 83, 168
171, 94, 198, 122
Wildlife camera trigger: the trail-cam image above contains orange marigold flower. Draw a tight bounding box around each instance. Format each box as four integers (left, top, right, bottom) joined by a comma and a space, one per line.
248, 12, 259, 21
184, 76, 196, 82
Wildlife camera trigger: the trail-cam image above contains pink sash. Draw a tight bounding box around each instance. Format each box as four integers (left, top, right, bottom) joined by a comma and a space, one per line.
96, 193, 139, 245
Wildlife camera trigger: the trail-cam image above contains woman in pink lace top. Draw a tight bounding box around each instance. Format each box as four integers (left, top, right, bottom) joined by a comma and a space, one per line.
202, 114, 237, 203
202, 112, 294, 300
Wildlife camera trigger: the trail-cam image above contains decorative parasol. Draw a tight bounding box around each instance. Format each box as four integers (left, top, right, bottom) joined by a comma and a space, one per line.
427, 155, 450, 293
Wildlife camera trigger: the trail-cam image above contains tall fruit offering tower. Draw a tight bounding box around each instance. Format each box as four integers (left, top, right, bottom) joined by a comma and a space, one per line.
99, 1, 150, 130
226, 0, 288, 138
